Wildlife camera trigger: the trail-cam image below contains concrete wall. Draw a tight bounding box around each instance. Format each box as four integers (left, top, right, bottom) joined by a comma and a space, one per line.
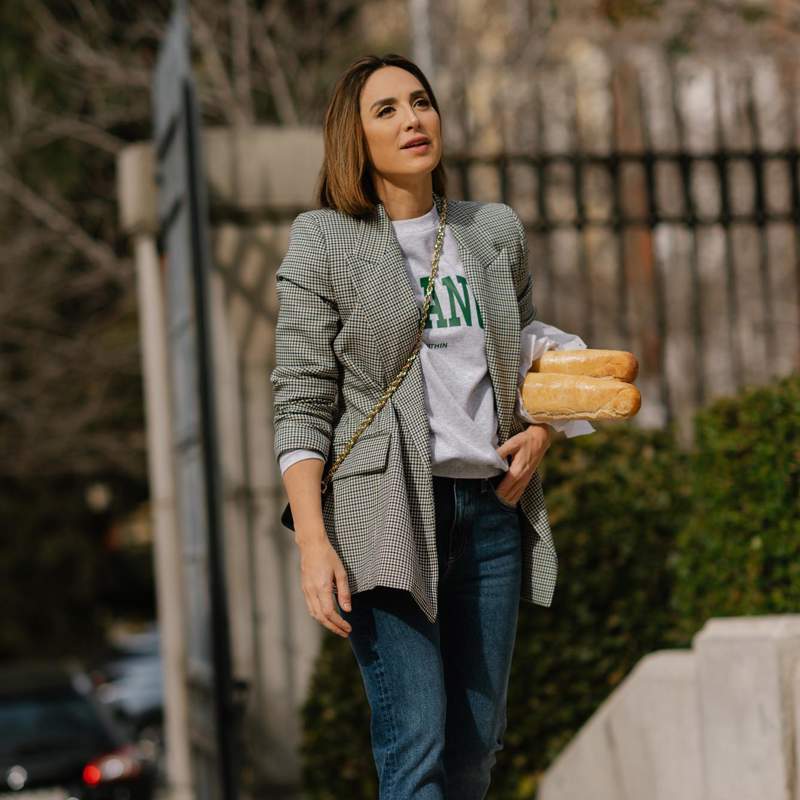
539, 615, 800, 800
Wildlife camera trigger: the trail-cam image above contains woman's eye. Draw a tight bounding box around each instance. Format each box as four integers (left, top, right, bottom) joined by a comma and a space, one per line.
378, 98, 429, 117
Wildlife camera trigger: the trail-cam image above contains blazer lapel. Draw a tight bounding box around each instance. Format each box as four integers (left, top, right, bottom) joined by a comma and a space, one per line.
447, 201, 521, 446
345, 203, 432, 471
345, 194, 520, 472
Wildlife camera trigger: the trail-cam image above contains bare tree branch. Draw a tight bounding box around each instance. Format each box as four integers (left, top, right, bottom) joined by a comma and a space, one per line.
190, 6, 246, 126
31, 0, 153, 89
0, 169, 124, 281
250, 8, 300, 125
231, 0, 255, 123
21, 115, 126, 155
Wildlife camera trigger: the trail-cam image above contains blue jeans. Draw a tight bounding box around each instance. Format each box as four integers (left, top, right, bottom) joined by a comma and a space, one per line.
336, 473, 523, 799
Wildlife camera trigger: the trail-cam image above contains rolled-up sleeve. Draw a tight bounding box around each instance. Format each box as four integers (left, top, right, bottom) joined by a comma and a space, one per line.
270, 212, 341, 464
278, 448, 325, 476
505, 205, 537, 330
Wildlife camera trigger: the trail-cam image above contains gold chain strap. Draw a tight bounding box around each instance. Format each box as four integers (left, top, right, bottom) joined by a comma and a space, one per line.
320, 194, 448, 496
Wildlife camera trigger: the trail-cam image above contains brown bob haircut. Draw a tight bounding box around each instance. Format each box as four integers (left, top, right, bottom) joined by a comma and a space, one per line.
315, 53, 448, 219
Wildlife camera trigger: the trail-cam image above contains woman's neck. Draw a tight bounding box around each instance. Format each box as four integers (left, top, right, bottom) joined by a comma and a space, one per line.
375, 182, 434, 221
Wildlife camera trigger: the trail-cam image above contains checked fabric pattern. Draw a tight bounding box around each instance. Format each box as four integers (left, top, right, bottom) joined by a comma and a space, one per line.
270, 193, 558, 624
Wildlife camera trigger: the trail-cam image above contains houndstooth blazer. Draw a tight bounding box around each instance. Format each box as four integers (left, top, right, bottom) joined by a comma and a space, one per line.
270, 191, 558, 624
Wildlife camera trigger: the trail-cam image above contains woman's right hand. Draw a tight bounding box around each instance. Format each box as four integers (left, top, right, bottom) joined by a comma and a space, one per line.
280, 458, 353, 637
298, 536, 353, 638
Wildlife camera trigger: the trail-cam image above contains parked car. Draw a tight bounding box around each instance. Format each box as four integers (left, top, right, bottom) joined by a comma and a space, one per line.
86, 624, 164, 778
0, 660, 157, 800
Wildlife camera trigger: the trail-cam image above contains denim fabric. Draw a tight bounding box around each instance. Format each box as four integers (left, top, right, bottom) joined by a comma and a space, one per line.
336, 473, 523, 799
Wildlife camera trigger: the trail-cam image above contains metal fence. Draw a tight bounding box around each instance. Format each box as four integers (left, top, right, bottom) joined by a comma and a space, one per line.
444, 58, 800, 445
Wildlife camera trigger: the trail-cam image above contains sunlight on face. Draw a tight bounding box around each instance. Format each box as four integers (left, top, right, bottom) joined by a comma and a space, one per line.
359, 66, 442, 186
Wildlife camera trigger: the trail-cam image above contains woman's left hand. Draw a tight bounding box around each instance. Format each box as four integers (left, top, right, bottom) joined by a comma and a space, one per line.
493, 423, 555, 505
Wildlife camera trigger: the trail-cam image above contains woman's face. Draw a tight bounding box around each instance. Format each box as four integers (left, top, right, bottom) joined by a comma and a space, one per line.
359, 66, 442, 188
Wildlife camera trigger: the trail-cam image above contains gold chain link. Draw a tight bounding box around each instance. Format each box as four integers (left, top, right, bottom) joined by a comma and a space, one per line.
320, 194, 448, 496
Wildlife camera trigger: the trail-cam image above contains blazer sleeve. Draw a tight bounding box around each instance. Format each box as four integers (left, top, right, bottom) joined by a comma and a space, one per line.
505, 205, 537, 330
270, 212, 342, 464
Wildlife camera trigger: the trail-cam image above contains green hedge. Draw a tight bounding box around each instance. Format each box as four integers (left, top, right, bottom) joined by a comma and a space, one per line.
299, 422, 692, 799
667, 372, 800, 645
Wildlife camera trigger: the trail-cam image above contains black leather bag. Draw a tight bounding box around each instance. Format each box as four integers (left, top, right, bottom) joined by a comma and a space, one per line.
281, 497, 306, 532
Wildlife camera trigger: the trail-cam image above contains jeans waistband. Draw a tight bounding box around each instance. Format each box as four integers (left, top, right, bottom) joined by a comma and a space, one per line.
432, 472, 505, 491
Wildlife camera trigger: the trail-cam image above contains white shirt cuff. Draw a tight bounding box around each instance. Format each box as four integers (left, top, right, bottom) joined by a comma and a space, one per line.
279, 449, 325, 476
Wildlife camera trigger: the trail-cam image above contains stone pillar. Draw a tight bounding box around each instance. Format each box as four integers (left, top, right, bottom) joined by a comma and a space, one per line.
693, 614, 800, 800
117, 142, 194, 800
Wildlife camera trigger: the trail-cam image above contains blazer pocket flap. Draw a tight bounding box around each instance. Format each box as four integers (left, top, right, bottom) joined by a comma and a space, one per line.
330, 431, 391, 481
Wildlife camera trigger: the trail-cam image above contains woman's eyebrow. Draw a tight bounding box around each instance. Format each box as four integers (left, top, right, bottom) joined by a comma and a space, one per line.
369, 89, 428, 111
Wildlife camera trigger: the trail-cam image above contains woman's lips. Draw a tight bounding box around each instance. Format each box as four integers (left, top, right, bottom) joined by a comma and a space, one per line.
403, 141, 430, 152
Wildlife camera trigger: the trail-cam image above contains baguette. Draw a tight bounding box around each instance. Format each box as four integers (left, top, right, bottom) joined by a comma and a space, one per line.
532, 348, 639, 382
521, 372, 641, 421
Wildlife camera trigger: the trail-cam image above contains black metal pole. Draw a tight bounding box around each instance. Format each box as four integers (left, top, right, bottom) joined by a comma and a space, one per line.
183, 72, 240, 800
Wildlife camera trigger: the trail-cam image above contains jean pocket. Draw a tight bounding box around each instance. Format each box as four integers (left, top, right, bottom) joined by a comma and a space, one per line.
488, 479, 518, 512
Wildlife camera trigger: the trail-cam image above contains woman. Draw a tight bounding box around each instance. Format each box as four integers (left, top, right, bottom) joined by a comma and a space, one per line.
271, 53, 586, 799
